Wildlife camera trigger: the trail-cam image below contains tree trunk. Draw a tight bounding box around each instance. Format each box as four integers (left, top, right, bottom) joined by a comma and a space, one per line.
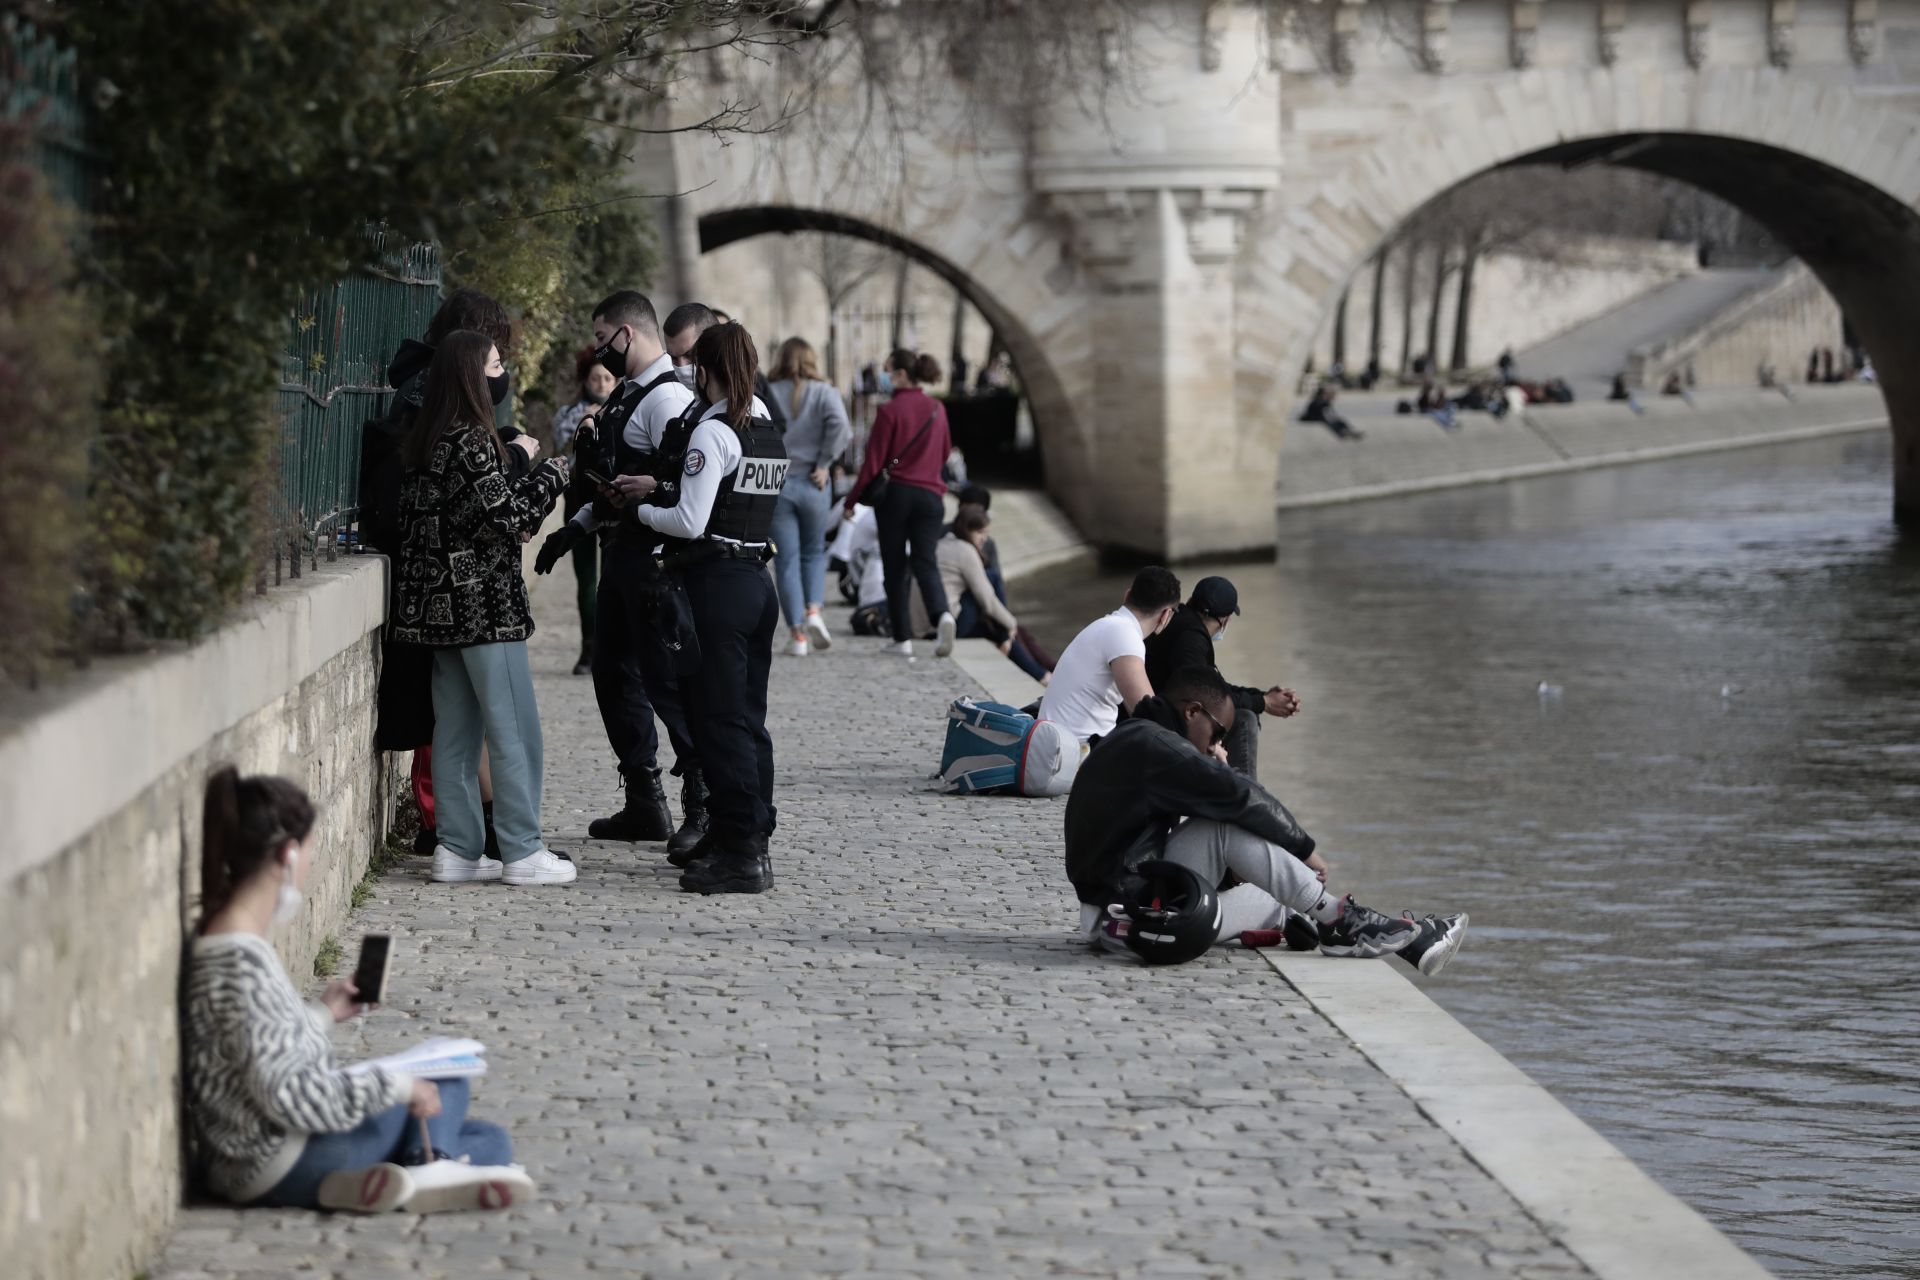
1398, 239, 1416, 377
889, 255, 910, 350
1331, 286, 1349, 371
949, 286, 966, 392
1424, 240, 1449, 375
1449, 240, 1480, 374
1368, 247, 1387, 372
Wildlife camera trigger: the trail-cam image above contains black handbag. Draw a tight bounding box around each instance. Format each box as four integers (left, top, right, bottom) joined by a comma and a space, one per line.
859, 406, 939, 508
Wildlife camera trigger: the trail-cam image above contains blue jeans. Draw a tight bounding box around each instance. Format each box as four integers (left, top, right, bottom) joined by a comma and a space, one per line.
955, 592, 1050, 682
770, 472, 835, 630
252, 1077, 512, 1208
432, 642, 545, 863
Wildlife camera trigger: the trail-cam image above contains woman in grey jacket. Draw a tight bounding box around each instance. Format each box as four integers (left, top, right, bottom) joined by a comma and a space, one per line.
767, 337, 853, 656
184, 769, 531, 1213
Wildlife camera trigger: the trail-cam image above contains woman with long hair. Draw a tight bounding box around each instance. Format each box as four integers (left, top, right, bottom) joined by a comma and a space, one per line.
610, 322, 784, 895
183, 768, 530, 1213
551, 345, 621, 676
393, 331, 574, 886
767, 336, 853, 656
843, 348, 955, 658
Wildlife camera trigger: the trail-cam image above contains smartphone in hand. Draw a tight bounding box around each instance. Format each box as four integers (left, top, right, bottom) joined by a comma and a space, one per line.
351, 934, 393, 1006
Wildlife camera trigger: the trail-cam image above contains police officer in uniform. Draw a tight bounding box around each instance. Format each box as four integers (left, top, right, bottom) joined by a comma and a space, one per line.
610, 322, 784, 894
535, 291, 710, 854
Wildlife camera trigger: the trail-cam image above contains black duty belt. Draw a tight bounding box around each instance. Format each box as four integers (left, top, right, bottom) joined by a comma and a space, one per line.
659, 541, 771, 573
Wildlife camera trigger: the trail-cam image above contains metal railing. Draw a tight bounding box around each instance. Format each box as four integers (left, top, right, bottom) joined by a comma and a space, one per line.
272, 236, 442, 578
3, 20, 95, 210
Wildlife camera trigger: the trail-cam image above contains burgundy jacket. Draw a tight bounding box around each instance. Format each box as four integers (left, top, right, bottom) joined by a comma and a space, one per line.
847, 387, 950, 509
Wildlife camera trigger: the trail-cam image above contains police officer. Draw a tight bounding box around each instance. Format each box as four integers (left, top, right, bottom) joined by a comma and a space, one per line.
609, 321, 784, 894
535, 291, 709, 853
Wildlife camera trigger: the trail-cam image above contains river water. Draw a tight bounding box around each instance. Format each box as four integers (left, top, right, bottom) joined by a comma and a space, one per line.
1017, 433, 1920, 1279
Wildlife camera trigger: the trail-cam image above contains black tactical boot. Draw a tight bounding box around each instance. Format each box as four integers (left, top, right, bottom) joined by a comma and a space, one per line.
666, 767, 709, 861
666, 827, 714, 869
587, 768, 673, 842
678, 832, 773, 895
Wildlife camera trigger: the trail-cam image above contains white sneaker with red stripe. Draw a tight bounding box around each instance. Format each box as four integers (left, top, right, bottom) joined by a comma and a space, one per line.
316, 1162, 415, 1213
404, 1159, 536, 1213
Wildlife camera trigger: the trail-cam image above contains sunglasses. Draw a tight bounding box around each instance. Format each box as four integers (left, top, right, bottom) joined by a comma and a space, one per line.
1191, 703, 1229, 748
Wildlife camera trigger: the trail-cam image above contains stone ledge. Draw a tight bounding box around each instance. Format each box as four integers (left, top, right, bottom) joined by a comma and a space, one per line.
1265, 951, 1774, 1280
0, 555, 389, 887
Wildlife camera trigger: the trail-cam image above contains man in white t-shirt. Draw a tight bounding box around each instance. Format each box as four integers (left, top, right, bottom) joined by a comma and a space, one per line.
1038, 566, 1182, 744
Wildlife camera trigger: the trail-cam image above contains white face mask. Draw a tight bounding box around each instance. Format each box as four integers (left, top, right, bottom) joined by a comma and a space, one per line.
273, 846, 303, 925
675, 365, 697, 389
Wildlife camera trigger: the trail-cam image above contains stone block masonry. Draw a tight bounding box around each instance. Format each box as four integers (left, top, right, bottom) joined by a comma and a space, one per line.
150, 560, 1617, 1280
0, 557, 399, 1280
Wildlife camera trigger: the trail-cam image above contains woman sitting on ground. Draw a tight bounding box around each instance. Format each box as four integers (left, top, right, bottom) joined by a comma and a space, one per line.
184, 768, 531, 1213
919, 507, 1051, 684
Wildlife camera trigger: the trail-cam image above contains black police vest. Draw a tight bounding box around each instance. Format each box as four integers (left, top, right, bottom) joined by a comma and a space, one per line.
703, 417, 788, 544
610, 370, 683, 478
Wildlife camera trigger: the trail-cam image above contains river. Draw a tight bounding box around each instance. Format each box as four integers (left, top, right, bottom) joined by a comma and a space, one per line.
1016, 433, 1920, 1279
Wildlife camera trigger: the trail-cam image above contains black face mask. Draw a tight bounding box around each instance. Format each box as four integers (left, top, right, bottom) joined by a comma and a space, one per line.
585, 390, 609, 405
593, 327, 629, 381
487, 371, 510, 405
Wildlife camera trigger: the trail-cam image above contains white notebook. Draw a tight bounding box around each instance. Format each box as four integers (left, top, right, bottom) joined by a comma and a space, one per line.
346, 1036, 488, 1080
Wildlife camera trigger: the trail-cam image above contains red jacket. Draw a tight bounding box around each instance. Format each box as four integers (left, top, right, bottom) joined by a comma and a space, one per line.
848, 387, 950, 509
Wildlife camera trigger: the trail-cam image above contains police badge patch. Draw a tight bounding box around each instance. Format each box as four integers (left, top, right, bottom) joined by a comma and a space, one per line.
684, 449, 706, 476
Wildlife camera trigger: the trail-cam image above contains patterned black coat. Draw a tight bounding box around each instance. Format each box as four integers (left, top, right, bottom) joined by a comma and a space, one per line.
392, 423, 568, 647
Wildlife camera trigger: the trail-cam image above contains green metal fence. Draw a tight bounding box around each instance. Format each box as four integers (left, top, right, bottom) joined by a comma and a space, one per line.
3, 20, 95, 210
272, 236, 442, 578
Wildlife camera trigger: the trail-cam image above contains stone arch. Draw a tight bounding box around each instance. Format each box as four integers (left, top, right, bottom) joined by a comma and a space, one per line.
689, 202, 1108, 533
1241, 69, 1920, 524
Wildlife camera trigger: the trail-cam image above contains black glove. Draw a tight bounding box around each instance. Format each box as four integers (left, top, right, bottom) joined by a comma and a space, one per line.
534, 523, 583, 575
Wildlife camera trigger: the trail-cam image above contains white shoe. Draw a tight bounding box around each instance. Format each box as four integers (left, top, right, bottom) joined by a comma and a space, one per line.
403, 1159, 536, 1214
934, 612, 957, 658
788, 635, 810, 657
804, 613, 833, 651
431, 845, 503, 883
881, 640, 913, 657
316, 1162, 415, 1213
501, 848, 577, 886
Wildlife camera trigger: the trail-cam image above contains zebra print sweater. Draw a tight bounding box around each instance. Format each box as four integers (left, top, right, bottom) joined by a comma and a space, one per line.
184, 932, 412, 1202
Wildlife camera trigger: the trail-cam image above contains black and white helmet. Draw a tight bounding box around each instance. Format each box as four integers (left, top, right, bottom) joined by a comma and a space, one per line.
1106, 860, 1222, 966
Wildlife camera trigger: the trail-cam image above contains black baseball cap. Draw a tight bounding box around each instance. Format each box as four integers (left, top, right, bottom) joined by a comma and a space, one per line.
1190, 576, 1239, 618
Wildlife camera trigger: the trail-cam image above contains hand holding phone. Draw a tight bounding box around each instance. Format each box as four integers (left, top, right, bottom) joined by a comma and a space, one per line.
350, 934, 392, 1007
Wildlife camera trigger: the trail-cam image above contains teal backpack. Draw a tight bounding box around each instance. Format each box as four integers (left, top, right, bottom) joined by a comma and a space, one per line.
939, 697, 1080, 797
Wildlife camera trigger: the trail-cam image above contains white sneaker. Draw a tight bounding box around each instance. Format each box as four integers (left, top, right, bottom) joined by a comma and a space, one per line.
805, 613, 833, 651
500, 848, 577, 886
316, 1162, 415, 1213
788, 635, 810, 657
403, 1159, 536, 1214
881, 640, 913, 657
934, 612, 957, 658
432, 845, 503, 883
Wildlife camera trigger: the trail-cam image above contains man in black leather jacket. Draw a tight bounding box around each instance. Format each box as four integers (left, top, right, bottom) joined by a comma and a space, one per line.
1065, 667, 1424, 960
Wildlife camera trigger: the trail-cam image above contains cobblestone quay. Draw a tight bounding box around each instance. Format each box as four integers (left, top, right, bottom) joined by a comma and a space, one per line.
153, 560, 1590, 1280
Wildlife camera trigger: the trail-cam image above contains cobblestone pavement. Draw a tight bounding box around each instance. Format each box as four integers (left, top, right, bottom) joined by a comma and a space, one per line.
154, 561, 1593, 1280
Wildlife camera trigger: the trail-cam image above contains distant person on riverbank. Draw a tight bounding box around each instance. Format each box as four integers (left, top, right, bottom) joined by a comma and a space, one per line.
1065, 668, 1468, 970
1143, 576, 1299, 777
1039, 567, 1180, 746
846, 347, 957, 658
1609, 373, 1631, 401
185, 768, 533, 1213
394, 332, 574, 886
1498, 348, 1517, 384
828, 502, 889, 635
950, 485, 1058, 671
915, 508, 1050, 683
768, 337, 853, 657
1300, 384, 1362, 440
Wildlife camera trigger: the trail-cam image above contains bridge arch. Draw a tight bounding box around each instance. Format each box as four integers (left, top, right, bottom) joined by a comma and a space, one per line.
690, 203, 1110, 530
1245, 70, 1920, 524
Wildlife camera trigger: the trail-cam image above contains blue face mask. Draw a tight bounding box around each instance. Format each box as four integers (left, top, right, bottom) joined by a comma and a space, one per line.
1212, 620, 1229, 643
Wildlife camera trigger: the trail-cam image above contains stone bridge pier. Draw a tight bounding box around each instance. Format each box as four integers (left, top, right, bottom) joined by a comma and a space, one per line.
641, 0, 1920, 558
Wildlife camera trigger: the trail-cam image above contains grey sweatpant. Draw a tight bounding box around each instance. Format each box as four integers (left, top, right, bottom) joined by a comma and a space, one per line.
1080, 818, 1324, 948
431, 641, 546, 863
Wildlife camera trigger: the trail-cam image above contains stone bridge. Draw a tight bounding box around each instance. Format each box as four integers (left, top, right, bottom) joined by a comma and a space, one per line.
637, 0, 1920, 559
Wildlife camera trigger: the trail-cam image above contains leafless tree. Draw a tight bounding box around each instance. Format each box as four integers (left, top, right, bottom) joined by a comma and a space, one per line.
797, 231, 896, 382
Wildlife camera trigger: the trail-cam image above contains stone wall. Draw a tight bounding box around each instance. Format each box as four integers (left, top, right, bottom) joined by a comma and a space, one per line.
1275, 384, 1889, 507
0, 557, 396, 1280
1629, 262, 1847, 389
